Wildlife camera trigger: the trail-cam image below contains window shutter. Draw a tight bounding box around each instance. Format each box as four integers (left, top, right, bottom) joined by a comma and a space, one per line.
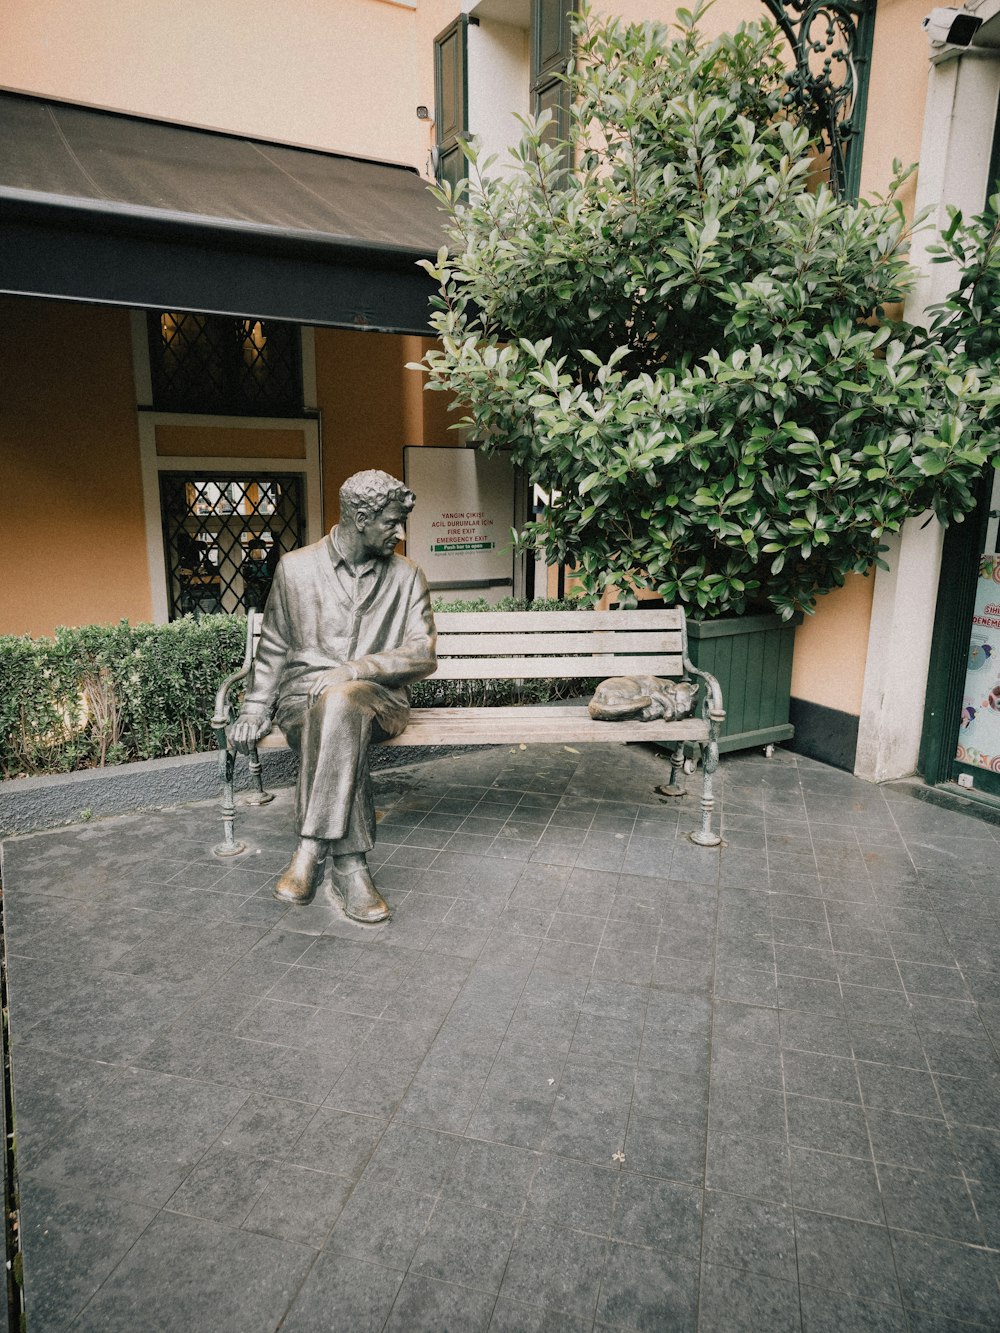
531, 0, 576, 153
434, 17, 468, 189
532, 0, 573, 84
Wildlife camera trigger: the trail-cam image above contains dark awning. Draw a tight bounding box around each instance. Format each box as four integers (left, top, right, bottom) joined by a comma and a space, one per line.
0, 93, 448, 332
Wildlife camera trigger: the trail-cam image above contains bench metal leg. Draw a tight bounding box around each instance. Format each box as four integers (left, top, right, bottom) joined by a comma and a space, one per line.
655, 743, 688, 798
689, 708, 725, 847
242, 744, 275, 807
214, 744, 247, 857
658, 746, 688, 794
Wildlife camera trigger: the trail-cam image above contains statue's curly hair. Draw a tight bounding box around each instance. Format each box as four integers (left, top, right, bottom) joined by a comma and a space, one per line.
339, 470, 415, 523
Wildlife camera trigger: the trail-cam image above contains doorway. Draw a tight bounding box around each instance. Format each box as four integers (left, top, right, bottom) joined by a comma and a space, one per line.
921, 468, 1000, 800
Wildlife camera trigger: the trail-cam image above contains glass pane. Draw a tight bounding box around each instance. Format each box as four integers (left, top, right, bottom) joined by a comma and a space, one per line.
155, 313, 227, 411
149, 312, 302, 416
235, 318, 300, 412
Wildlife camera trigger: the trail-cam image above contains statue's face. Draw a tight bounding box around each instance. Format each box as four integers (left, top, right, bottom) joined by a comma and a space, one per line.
357, 499, 408, 559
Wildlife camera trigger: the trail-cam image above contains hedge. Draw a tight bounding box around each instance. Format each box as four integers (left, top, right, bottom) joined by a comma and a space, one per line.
0, 599, 586, 780
0, 616, 247, 780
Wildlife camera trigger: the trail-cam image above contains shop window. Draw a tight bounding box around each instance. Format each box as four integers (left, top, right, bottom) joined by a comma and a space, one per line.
147, 312, 303, 417
160, 472, 305, 619
434, 16, 469, 192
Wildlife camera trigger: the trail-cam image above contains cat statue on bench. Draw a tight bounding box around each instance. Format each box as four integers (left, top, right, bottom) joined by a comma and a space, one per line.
588, 675, 698, 723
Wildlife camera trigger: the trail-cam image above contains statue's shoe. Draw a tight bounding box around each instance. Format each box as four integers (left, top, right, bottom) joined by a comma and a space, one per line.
274, 846, 323, 904
332, 864, 390, 923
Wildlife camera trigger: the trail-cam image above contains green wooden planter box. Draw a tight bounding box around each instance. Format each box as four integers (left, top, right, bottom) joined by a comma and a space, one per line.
685, 612, 800, 754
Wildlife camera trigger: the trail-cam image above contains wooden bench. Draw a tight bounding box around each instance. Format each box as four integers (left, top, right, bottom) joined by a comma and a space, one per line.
211, 608, 726, 857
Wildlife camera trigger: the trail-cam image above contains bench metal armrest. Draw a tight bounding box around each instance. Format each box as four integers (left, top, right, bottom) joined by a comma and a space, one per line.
682, 656, 726, 728
211, 665, 252, 743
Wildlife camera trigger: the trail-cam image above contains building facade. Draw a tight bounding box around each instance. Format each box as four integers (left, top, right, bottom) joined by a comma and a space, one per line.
1, 0, 999, 805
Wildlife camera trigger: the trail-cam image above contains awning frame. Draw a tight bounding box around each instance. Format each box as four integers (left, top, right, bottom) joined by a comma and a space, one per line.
0, 98, 444, 332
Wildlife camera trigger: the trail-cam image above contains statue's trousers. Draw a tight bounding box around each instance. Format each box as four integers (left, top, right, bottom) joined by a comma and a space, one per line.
277, 680, 409, 853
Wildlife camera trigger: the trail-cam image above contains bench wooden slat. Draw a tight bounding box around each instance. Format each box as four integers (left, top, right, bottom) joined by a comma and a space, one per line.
433, 610, 683, 632
436, 631, 682, 657
381, 706, 709, 746
432, 654, 684, 680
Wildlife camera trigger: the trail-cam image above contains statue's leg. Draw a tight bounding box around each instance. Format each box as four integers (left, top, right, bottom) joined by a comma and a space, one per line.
292, 682, 400, 840
282, 682, 407, 919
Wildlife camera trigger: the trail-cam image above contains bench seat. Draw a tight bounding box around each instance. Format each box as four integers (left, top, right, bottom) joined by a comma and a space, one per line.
383, 707, 712, 747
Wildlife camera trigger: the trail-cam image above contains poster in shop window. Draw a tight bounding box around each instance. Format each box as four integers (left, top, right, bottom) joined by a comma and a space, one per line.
956, 554, 1000, 774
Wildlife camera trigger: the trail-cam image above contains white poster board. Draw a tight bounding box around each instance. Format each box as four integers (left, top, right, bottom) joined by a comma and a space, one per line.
404, 446, 516, 602
956, 554, 1000, 776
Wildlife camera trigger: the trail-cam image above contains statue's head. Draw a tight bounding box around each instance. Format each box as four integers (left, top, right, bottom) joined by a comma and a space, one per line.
339, 470, 415, 527
339, 470, 415, 559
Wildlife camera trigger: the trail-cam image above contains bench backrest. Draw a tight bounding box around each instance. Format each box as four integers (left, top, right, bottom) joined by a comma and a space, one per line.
433, 609, 685, 680
245, 607, 686, 681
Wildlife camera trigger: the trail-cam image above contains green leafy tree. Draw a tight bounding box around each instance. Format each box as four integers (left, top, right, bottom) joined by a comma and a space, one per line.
417, 6, 1000, 618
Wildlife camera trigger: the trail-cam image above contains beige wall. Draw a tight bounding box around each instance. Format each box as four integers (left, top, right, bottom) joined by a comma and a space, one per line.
790, 575, 875, 714
0, 297, 150, 637
860, 0, 930, 210
313, 329, 460, 527
1, 0, 434, 170
155, 426, 307, 459
1, 0, 931, 202
607, 0, 766, 35
0, 305, 457, 636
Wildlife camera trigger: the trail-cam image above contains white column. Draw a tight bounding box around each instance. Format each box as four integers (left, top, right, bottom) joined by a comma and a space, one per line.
854, 36, 1000, 782
855, 515, 946, 781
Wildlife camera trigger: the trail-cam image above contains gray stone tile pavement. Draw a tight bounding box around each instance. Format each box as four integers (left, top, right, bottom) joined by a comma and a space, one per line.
3, 742, 1000, 1330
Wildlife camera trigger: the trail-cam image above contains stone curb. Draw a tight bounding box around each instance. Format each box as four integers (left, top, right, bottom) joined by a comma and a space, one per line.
0, 743, 491, 839
0, 748, 299, 839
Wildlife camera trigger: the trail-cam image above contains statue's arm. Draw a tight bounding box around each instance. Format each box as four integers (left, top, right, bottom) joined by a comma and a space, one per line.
237, 564, 292, 729
351, 569, 437, 687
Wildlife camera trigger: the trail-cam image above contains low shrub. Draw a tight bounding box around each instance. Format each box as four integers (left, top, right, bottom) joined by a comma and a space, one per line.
0, 616, 246, 780
0, 599, 588, 778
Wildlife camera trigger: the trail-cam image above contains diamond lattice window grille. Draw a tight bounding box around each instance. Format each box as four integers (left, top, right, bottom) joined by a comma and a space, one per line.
160, 472, 306, 619
148, 313, 303, 416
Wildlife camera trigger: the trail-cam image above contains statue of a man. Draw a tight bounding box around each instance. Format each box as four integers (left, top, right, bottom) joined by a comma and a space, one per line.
229, 469, 437, 921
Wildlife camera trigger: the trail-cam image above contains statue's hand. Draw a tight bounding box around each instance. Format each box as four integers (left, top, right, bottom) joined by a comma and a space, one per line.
229, 708, 273, 752
307, 666, 356, 706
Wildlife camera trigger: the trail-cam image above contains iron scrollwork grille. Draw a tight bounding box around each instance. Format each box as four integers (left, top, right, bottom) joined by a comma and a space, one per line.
761, 0, 877, 200
160, 472, 306, 620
